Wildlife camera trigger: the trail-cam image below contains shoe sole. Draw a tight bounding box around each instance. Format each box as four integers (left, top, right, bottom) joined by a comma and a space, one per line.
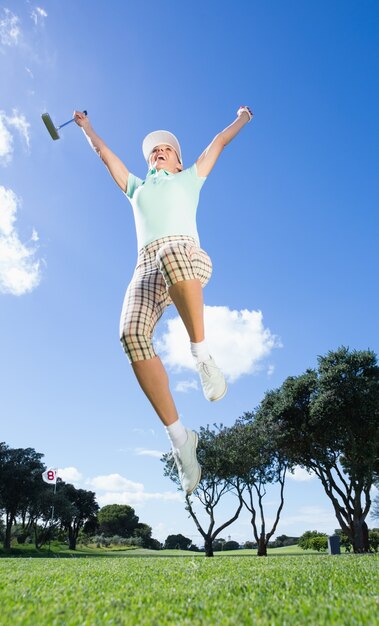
207, 382, 228, 402
186, 431, 202, 495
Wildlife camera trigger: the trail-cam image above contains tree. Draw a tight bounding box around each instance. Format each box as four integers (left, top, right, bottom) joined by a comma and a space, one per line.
98, 504, 139, 538
334, 527, 379, 553
334, 528, 352, 552
212, 538, 225, 552
265, 348, 379, 553
14, 475, 62, 549
29, 483, 59, 549
216, 416, 289, 556
55, 483, 99, 550
223, 540, 240, 551
271, 535, 299, 548
310, 535, 328, 552
0, 443, 46, 550
133, 523, 153, 548
298, 530, 327, 551
163, 425, 244, 557
148, 538, 162, 550
164, 533, 192, 550
369, 528, 379, 552
372, 493, 379, 521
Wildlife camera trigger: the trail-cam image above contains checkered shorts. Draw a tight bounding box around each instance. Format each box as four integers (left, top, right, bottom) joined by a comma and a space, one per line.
119, 236, 212, 362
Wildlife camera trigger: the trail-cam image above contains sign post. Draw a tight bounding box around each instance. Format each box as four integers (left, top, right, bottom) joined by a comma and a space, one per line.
42, 468, 58, 552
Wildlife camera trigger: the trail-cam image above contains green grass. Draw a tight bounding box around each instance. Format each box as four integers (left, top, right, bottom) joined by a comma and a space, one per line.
0, 542, 317, 559
0, 554, 378, 625
0, 540, 343, 563
0, 542, 149, 559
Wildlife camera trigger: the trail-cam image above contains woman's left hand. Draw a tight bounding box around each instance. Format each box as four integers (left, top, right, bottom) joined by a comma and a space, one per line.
237, 105, 253, 121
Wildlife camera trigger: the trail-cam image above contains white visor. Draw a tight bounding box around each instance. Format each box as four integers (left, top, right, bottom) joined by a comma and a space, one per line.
142, 130, 182, 164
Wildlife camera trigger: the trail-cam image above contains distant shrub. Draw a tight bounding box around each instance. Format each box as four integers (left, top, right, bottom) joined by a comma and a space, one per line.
223, 541, 240, 551
188, 544, 200, 552
298, 531, 327, 551
92, 534, 111, 548
269, 535, 299, 548
334, 529, 352, 552
309, 535, 328, 552
109, 535, 123, 545
369, 529, 379, 552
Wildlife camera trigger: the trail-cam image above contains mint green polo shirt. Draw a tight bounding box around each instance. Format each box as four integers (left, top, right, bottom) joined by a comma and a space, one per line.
125, 164, 206, 250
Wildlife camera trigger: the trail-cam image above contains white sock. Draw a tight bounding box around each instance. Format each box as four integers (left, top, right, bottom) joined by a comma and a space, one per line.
166, 419, 188, 449
190, 340, 210, 363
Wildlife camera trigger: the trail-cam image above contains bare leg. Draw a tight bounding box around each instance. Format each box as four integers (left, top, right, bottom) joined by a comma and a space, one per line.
132, 356, 178, 426
168, 279, 204, 342
131, 279, 204, 425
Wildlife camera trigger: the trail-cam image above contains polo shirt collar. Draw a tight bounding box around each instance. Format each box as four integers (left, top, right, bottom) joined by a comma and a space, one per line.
147, 168, 172, 178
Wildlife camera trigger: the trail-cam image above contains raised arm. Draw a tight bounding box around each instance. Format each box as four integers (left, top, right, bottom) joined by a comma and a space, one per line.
74, 111, 129, 192
196, 106, 253, 177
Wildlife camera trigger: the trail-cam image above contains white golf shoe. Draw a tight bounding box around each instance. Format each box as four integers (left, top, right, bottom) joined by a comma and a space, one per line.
197, 356, 227, 402
173, 429, 201, 495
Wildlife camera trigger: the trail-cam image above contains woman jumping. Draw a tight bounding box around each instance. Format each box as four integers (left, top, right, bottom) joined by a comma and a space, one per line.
74, 106, 253, 495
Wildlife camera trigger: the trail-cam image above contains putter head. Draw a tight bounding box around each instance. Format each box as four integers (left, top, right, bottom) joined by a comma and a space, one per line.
42, 113, 60, 140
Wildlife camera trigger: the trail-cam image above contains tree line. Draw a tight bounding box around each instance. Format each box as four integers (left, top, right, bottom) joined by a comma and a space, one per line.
0, 445, 160, 551
162, 528, 379, 553
1, 346, 378, 556
163, 347, 379, 556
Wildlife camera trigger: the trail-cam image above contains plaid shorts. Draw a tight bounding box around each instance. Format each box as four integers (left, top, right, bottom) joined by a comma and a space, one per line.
119, 236, 212, 362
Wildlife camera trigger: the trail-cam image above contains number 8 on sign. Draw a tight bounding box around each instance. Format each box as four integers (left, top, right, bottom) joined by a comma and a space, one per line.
42, 467, 58, 484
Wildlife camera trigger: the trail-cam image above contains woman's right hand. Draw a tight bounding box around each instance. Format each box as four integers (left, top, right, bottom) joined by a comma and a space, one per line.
73, 110, 90, 130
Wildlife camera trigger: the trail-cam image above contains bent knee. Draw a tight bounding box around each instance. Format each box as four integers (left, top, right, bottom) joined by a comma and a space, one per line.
120, 328, 156, 363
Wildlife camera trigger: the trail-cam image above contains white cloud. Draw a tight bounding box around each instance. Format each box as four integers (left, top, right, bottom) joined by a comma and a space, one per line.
287, 466, 315, 482
97, 490, 181, 508
134, 448, 164, 459
0, 110, 31, 164
0, 186, 43, 296
132, 427, 156, 436
156, 306, 281, 383
6, 110, 30, 149
175, 379, 198, 393
279, 506, 338, 533
53, 468, 181, 510
0, 8, 21, 47
58, 466, 83, 485
86, 471, 181, 508
0, 187, 16, 236
31, 7, 48, 26
0, 118, 12, 163
87, 473, 144, 493
151, 522, 170, 543
151, 521, 200, 544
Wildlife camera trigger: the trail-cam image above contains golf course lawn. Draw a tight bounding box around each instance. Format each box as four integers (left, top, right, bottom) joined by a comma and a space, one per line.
1, 553, 378, 625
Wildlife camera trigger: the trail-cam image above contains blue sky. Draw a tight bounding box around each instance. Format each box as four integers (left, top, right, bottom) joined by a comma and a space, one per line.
1, 0, 378, 545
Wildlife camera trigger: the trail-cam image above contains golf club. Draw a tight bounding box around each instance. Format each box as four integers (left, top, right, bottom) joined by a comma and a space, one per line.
41, 110, 87, 140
